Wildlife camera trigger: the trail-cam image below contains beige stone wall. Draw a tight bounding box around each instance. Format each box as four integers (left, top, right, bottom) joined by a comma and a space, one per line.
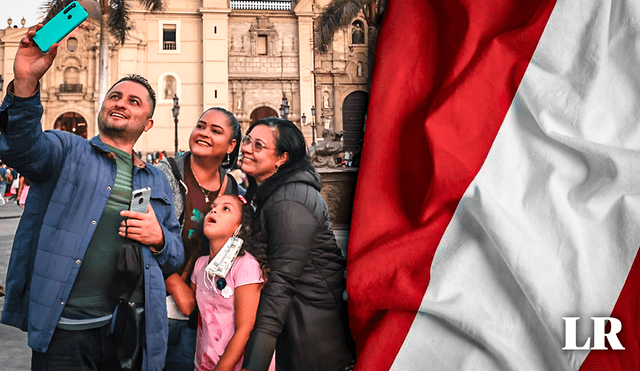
0, 0, 369, 155
229, 14, 301, 132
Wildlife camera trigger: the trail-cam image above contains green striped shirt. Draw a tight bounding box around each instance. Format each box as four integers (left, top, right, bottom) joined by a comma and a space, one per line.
58, 145, 133, 330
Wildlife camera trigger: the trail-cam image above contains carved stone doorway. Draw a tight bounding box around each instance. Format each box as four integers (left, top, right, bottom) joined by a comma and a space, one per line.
250, 106, 278, 126
341, 91, 368, 153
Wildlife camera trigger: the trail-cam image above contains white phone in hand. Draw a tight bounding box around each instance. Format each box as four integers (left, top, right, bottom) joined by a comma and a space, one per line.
130, 187, 151, 213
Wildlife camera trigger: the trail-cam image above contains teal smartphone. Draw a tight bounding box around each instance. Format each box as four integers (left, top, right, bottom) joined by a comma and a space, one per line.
33, 1, 88, 52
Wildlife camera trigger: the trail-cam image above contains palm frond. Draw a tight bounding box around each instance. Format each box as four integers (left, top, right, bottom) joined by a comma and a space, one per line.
315, 0, 369, 52
363, 0, 386, 27
41, 0, 74, 23
108, 0, 165, 44
108, 0, 130, 45
138, 0, 165, 12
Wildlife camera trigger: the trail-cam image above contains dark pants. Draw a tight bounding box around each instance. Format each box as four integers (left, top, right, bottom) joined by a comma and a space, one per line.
32, 325, 124, 371
164, 318, 196, 371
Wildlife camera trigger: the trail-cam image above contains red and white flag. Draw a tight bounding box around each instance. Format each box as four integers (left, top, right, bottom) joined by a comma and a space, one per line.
348, 0, 640, 370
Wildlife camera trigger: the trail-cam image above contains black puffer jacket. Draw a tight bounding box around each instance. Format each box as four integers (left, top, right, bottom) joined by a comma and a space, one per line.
243, 167, 352, 371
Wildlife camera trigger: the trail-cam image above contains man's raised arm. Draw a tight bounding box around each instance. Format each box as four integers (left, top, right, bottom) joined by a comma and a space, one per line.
12, 25, 58, 97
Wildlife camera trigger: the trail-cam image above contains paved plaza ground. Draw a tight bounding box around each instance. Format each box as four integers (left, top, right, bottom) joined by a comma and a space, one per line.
0, 201, 30, 371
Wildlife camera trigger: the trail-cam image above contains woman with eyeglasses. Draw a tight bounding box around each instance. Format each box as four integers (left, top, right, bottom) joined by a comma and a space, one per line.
156, 107, 241, 371
239, 117, 353, 371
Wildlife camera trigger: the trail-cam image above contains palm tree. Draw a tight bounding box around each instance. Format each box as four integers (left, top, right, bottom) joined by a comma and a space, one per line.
316, 0, 386, 72
42, 0, 165, 107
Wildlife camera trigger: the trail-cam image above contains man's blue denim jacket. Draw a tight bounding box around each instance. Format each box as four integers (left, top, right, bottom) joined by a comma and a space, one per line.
0, 86, 184, 370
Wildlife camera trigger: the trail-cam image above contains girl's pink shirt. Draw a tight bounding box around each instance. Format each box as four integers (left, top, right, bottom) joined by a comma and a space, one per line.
192, 252, 263, 371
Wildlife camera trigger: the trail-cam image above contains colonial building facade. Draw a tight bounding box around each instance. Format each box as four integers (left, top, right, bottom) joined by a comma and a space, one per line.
0, 0, 369, 157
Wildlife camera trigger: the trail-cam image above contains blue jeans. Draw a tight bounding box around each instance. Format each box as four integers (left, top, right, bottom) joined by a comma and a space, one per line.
164, 319, 197, 371
31, 325, 123, 371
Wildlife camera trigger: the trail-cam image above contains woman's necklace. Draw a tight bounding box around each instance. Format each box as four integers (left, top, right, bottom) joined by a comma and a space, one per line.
191, 168, 216, 205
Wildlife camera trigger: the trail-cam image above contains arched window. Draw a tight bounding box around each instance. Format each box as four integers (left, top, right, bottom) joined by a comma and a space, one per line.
250, 106, 278, 125
67, 37, 79, 52
352, 21, 365, 45
158, 73, 181, 104
54, 112, 88, 138
342, 91, 369, 152
163, 75, 177, 100
61, 67, 81, 93
64, 67, 80, 84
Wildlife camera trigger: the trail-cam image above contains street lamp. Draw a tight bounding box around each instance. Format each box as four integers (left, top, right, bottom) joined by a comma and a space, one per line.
172, 94, 180, 155
310, 105, 316, 146
279, 93, 289, 119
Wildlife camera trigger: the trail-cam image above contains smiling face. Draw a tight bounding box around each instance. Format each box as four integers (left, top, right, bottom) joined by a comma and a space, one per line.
240, 124, 289, 185
189, 109, 237, 163
97, 80, 154, 143
203, 195, 243, 242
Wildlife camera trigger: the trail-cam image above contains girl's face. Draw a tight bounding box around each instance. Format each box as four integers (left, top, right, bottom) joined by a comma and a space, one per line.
203, 195, 243, 241
240, 124, 288, 184
189, 109, 236, 161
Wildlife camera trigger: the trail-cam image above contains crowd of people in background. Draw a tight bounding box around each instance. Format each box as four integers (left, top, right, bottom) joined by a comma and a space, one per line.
0, 162, 30, 207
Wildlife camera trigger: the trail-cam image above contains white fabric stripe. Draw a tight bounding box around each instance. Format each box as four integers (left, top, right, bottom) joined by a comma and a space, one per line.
58, 314, 112, 326
392, 0, 640, 370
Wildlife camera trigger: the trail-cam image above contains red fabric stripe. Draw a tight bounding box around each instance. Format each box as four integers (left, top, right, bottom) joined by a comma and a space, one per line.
580, 246, 640, 370
347, 0, 556, 370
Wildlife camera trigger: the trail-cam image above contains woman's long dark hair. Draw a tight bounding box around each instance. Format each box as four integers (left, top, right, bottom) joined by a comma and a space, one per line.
244, 117, 314, 209
200, 107, 241, 170
238, 202, 269, 281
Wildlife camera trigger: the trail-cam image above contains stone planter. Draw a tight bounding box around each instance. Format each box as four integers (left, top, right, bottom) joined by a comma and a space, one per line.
318, 167, 359, 258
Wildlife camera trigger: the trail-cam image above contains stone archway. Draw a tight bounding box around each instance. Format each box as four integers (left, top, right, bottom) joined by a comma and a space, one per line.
250, 106, 278, 126
54, 112, 88, 139
341, 91, 369, 153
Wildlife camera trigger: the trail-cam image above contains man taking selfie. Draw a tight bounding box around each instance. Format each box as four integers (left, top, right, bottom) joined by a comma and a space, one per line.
0, 25, 183, 371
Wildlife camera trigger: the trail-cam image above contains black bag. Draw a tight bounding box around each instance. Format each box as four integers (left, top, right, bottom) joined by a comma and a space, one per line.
111, 299, 145, 370
109, 242, 146, 370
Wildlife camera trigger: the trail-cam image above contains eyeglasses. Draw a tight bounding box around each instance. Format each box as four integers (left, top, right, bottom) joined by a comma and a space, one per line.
241, 135, 272, 153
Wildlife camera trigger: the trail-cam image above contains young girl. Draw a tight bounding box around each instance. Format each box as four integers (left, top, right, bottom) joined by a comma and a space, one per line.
190, 194, 265, 371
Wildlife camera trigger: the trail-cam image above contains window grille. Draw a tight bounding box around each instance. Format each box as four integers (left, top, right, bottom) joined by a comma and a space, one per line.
59, 84, 83, 93
230, 1, 291, 10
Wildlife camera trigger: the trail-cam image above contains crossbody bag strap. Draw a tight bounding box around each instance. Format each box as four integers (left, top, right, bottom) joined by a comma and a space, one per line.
166, 156, 187, 225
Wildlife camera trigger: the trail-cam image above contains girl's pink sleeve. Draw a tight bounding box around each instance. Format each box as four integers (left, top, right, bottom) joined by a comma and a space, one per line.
192, 255, 208, 285
233, 253, 264, 288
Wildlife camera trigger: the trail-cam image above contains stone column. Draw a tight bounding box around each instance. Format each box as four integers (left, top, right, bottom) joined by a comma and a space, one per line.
200, 3, 231, 111
294, 0, 316, 144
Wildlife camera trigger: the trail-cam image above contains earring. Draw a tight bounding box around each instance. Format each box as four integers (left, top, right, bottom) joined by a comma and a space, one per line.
274, 164, 279, 174
222, 153, 230, 166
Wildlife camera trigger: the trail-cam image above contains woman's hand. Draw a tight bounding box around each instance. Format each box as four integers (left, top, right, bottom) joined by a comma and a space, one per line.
119, 204, 165, 252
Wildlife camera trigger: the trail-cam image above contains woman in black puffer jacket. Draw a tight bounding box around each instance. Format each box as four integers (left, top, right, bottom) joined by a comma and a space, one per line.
239, 117, 353, 371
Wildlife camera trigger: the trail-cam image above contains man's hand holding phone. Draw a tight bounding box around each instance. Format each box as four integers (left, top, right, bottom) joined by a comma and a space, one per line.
13, 25, 59, 98
120, 194, 165, 253
13, 1, 87, 98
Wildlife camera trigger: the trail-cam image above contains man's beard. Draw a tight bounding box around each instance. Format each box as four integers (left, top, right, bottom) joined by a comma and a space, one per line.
98, 116, 142, 143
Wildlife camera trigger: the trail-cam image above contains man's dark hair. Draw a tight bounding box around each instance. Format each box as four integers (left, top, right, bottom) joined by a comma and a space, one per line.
108, 74, 157, 117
